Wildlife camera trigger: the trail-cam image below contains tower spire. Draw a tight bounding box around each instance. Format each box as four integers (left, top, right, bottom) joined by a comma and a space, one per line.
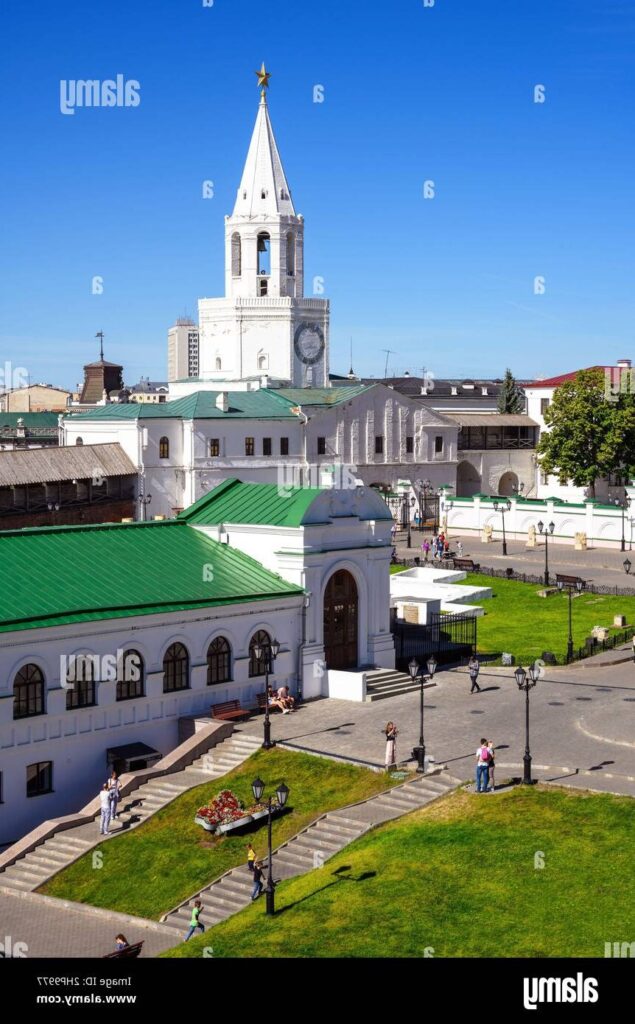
233, 65, 294, 218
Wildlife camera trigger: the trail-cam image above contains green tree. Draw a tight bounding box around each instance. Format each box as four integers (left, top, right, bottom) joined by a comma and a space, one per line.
538, 368, 633, 496
497, 368, 525, 414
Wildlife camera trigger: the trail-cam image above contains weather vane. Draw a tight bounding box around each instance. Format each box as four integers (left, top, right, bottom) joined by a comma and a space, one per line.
255, 62, 271, 98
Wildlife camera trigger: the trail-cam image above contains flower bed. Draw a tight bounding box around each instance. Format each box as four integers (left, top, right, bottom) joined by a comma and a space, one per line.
195, 789, 252, 835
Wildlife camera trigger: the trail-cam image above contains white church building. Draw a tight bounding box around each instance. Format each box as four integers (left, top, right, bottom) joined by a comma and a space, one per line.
0, 479, 394, 844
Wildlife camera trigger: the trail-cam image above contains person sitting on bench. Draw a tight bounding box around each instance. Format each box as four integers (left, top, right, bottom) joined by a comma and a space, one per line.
277, 685, 295, 712
267, 685, 288, 714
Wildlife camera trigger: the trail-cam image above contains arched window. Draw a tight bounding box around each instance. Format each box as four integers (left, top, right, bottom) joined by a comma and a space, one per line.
215, 357, 222, 371
75, 437, 83, 446
13, 664, 45, 719
207, 637, 231, 685
116, 650, 144, 701
159, 436, 169, 459
286, 232, 295, 276
258, 353, 268, 371
257, 232, 271, 276
163, 642, 189, 692
66, 655, 97, 710
231, 232, 241, 277
249, 629, 271, 678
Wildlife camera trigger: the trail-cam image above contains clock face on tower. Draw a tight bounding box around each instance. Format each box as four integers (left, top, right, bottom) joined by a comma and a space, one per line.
294, 322, 325, 366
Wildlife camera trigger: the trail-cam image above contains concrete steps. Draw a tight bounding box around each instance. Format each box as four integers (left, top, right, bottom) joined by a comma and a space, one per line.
161, 770, 462, 939
365, 668, 433, 701
0, 730, 261, 894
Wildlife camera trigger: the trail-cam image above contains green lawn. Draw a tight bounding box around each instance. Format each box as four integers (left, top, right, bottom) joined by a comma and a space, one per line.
462, 573, 634, 663
162, 786, 635, 958
39, 749, 400, 920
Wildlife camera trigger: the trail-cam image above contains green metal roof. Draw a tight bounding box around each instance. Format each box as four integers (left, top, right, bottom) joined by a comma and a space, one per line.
179, 478, 324, 527
275, 385, 372, 406
64, 390, 300, 422
0, 412, 60, 427
63, 386, 375, 423
0, 519, 302, 633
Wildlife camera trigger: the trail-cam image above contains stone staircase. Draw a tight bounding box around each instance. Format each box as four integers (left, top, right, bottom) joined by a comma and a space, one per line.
365, 667, 434, 701
161, 769, 463, 937
0, 730, 262, 894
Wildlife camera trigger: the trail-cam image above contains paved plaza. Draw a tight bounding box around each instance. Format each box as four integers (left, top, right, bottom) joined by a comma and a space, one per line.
240, 657, 635, 797
395, 532, 635, 590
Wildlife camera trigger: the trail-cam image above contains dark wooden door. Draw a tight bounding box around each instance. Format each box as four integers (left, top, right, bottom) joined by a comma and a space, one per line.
323, 570, 358, 670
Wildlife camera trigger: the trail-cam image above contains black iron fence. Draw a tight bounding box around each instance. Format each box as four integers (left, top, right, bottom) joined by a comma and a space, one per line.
392, 611, 476, 670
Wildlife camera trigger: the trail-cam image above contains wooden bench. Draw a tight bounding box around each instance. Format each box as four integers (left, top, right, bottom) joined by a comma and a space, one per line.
211, 699, 251, 722
452, 557, 480, 572
103, 941, 144, 959
256, 692, 283, 714
556, 573, 585, 589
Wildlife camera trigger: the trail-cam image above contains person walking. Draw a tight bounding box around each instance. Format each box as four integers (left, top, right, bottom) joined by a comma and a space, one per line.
456, 540, 464, 558
246, 843, 256, 873
184, 899, 204, 941
475, 739, 491, 793
107, 770, 122, 820
251, 861, 264, 901
487, 740, 496, 791
99, 783, 112, 835
384, 721, 398, 771
423, 539, 430, 562
468, 654, 481, 693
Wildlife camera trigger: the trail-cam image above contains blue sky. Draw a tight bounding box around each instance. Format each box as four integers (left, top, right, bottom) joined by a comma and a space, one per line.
0, 0, 633, 388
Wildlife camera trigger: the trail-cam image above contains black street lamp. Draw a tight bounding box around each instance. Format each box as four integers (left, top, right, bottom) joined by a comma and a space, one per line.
557, 577, 584, 662
514, 663, 539, 785
624, 558, 632, 576
251, 777, 290, 916
537, 519, 555, 586
253, 638, 281, 750
402, 494, 416, 549
616, 495, 632, 553
492, 498, 512, 556
408, 656, 437, 772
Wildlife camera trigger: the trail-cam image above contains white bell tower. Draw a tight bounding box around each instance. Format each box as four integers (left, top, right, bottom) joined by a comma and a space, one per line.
196, 65, 329, 387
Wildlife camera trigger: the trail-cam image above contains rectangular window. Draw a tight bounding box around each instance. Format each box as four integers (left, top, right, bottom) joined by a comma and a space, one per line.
280, 437, 289, 456
435, 435, 444, 454
406, 436, 414, 454
540, 398, 550, 415
245, 437, 255, 456
209, 438, 220, 457
375, 435, 384, 455
262, 437, 272, 456
27, 761, 53, 798
317, 437, 326, 455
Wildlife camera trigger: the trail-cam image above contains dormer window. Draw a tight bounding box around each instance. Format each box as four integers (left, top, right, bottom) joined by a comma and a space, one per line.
261, 189, 267, 200
451, 387, 458, 396
481, 387, 488, 396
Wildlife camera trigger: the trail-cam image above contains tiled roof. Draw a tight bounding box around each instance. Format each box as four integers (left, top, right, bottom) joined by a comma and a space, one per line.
0, 519, 302, 633
63, 389, 301, 421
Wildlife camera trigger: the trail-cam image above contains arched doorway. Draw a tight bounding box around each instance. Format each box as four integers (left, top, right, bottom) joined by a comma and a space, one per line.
323, 570, 358, 670
498, 471, 519, 497
456, 461, 481, 497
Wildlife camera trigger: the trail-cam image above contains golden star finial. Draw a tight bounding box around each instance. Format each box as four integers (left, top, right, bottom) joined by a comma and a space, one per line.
255, 62, 271, 95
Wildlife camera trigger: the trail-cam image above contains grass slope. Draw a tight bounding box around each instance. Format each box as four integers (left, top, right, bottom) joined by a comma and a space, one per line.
163, 786, 635, 958
39, 749, 400, 920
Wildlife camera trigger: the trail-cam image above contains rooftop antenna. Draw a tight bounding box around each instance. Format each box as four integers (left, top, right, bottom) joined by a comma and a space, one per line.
382, 349, 395, 378
95, 330, 105, 361
348, 336, 356, 378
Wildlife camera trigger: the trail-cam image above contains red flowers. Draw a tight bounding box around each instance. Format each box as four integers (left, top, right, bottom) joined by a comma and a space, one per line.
196, 789, 245, 827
